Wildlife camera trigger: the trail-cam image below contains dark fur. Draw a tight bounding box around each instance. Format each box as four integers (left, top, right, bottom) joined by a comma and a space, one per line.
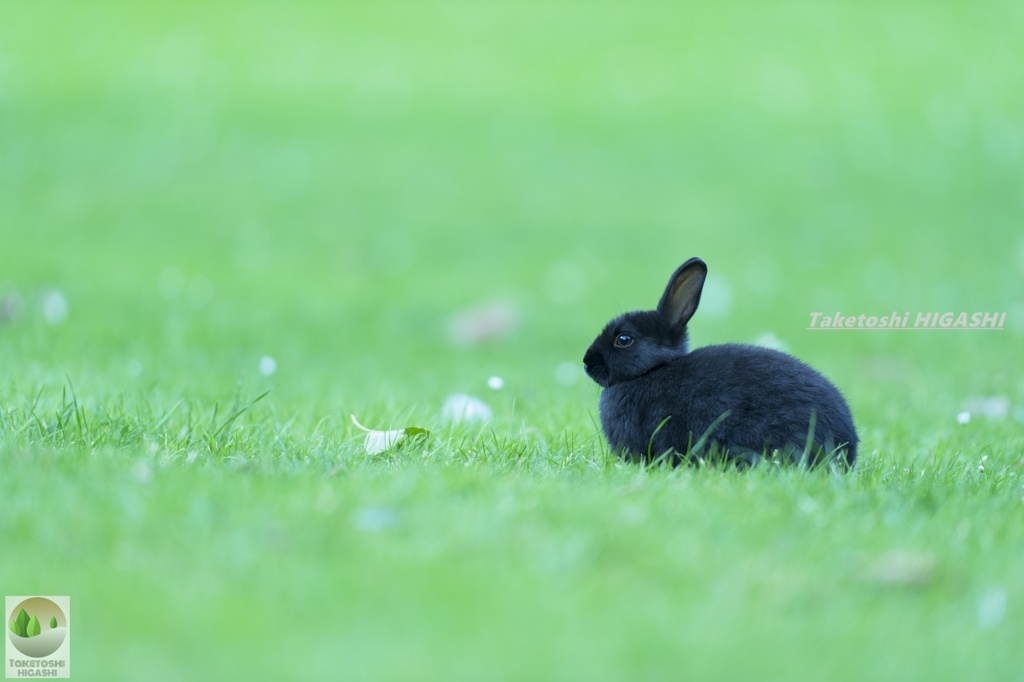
583, 258, 858, 467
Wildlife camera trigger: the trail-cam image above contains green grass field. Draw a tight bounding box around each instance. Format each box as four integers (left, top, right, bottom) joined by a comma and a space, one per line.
2, 2, 1022, 680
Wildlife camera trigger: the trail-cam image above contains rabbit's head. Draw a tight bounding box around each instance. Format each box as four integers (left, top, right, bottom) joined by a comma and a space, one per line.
583, 257, 707, 388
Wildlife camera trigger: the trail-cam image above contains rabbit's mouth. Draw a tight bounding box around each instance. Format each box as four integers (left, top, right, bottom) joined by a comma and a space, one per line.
583, 350, 611, 388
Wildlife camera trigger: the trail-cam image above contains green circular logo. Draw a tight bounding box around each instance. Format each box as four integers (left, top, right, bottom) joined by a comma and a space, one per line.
8, 597, 67, 658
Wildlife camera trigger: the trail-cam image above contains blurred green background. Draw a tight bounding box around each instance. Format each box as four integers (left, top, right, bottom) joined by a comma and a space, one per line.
3, 1, 1021, 404
2, 1, 1022, 680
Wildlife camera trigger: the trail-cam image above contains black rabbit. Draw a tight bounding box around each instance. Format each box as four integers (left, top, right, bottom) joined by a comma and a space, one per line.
583, 257, 858, 467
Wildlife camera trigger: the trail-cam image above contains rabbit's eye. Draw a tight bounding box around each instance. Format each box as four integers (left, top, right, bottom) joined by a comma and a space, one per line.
614, 333, 634, 348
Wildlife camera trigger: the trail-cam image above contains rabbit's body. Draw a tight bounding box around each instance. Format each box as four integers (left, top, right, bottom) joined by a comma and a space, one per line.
584, 258, 858, 467
599, 343, 857, 465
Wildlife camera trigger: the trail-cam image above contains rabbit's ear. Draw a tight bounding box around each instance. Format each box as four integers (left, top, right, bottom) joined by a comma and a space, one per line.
657, 257, 707, 330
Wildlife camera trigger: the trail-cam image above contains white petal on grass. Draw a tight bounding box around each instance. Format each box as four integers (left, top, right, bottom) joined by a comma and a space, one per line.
956, 411, 971, 425
441, 394, 493, 424
259, 355, 278, 376
487, 375, 505, 390
350, 415, 429, 455
41, 289, 69, 325
554, 361, 580, 387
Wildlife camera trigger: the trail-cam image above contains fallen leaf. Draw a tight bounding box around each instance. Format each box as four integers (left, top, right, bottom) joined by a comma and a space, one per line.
350, 415, 429, 455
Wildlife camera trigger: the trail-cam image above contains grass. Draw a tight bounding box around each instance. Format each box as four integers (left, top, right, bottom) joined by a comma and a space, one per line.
2, 1, 1023, 680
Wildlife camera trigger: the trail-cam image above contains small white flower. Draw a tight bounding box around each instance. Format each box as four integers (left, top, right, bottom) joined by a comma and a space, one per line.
977, 589, 1007, 629
259, 356, 277, 376
353, 507, 395, 532
487, 375, 505, 390
41, 289, 69, 325
956, 411, 971, 424
441, 394, 493, 423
